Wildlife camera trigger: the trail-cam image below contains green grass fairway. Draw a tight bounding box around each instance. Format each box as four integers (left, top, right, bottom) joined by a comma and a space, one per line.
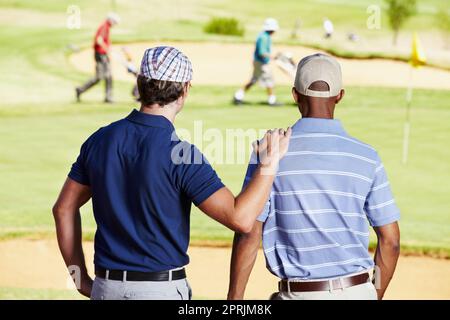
1, 85, 449, 256
0, 0, 449, 258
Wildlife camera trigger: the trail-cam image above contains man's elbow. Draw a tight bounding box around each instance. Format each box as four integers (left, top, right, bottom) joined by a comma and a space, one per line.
52, 202, 67, 221
380, 237, 401, 255
229, 218, 254, 234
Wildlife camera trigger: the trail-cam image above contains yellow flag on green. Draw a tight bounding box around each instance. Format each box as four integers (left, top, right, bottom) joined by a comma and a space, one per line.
410, 32, 426, 68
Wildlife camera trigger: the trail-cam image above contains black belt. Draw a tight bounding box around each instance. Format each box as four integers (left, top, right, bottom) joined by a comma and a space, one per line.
95, 267, 186, 282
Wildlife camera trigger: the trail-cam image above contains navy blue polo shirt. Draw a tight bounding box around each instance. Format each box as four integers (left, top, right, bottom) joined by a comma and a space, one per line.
68, 109, 224, 272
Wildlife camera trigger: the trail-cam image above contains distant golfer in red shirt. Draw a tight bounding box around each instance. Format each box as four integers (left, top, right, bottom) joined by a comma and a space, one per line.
76, 13, 120, 103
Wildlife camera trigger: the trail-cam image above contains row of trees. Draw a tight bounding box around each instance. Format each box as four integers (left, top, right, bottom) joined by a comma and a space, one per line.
386, 0, 450, 46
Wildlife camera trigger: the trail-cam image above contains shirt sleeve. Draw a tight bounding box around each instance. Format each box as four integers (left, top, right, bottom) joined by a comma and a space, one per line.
68, 140, 90, 186
242, 152, 271, 223
174, 142, 224, 206
364, 154, 400, 227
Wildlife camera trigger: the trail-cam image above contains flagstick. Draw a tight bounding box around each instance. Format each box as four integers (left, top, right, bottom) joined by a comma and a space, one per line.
402, 67, 413, 164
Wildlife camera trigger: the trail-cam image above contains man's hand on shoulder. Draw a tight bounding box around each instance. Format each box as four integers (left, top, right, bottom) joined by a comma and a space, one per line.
254, 127, 291, 175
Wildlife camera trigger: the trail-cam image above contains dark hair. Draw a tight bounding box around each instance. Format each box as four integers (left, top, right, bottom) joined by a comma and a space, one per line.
137, 75, 185, 107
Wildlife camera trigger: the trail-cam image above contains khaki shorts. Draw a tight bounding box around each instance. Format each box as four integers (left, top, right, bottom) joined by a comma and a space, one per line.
250, 60, 274, 88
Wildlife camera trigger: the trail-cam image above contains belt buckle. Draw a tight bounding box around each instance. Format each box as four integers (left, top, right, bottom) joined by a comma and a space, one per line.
279, 280, 291, 293
329, 278, 344, 292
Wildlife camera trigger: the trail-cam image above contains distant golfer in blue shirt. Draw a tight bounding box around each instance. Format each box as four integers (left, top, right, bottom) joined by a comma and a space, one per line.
228, 54, 400, 300
234, 18, 280, 106
53, 46, 291, 300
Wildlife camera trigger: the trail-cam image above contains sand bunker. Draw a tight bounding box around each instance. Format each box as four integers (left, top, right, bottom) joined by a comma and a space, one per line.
0, 240, 449, 299
69, 42, 450, 90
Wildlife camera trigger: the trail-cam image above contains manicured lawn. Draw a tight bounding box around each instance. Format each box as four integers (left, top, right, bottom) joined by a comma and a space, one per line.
0, 1, 449, 257
1, 84, 449, 256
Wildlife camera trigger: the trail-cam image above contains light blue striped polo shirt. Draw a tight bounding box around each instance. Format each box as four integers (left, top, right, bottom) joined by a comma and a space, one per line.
243, 118, 400, 280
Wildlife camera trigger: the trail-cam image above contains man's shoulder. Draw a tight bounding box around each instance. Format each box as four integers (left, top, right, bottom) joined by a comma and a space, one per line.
343, 133, 374, 149
169, 139, 212, 166
256, 31, 267, 41
100, 118, 128, 133
83, 119, 128, 144
96, 21, 109, 34
341, 133, 379, 160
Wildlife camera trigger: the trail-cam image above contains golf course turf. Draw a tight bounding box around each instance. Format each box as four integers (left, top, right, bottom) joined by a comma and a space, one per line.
1, 84, 449, 257
0, 0, 449, 279
1, 0, 450, 301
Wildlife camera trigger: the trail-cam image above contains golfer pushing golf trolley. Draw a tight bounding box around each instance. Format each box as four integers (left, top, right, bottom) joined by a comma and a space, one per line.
111, 46, 140, 101
274, 52, 297, 79
233, 18, 300, 106
233, 18, 281, 106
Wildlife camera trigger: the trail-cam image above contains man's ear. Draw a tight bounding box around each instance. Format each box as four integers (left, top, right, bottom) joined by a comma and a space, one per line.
292, 87, 300, 104
183, 82, 191, 98
335, 89, 345, 104
177, 82, 190, 105
176, 83, 190, 108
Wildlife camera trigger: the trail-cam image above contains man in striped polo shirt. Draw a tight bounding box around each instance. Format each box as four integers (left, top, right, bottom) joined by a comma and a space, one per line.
228, 54, 400, 300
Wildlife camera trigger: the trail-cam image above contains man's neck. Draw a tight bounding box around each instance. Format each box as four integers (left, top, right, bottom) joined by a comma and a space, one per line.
299, 99, 335, 119
302, 115, 334, 119
302, 110, 334, 119
139, 105, 177, 123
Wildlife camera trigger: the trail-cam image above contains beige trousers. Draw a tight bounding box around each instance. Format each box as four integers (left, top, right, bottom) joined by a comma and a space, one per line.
270, 282, 378, 300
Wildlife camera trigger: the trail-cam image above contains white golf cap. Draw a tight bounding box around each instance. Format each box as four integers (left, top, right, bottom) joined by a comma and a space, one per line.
294, 53, 342, 98
263, 18, 279, 32
107, 12, 120, 24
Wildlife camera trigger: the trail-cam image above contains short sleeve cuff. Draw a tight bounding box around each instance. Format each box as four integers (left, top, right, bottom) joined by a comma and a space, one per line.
369, 212, 400, 227
68, 150, 90, 186
68, 171, 90, 186
256, 212, 269, 223
256, 201, 271, 223
192, 181, 225, 206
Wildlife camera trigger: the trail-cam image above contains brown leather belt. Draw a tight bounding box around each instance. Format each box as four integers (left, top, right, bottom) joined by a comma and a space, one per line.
279, 273, 370, 292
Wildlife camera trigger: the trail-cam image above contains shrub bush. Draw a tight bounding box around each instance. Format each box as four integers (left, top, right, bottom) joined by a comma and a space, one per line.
204, 17, 245, 36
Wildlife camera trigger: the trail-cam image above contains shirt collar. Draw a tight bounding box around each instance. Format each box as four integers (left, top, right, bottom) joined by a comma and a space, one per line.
126, 109, 175, 130
291, 117, 346, 135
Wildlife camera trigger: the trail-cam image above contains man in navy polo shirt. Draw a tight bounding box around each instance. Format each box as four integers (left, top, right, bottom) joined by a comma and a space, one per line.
53, 46, 291, 300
